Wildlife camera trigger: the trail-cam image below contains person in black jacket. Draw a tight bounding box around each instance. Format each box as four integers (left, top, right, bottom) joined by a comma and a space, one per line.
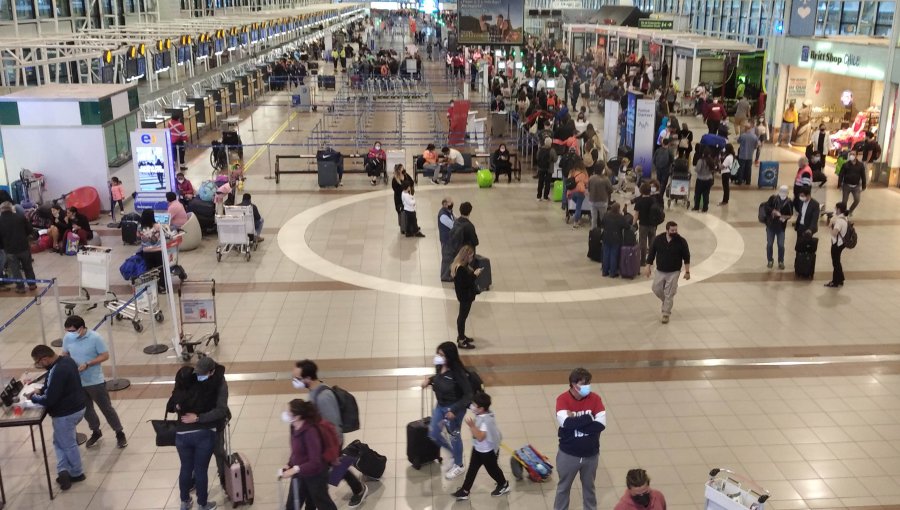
838, 148, 867, 215
535, 138, 556, 200
421, 341, 474, 481
451, 245, 481, 350
167, 356, 229, 510
449, 202, 478, 254
794, 188, 821, 236
29, 344, 86, 490
764, 185, 794, 270
600, 203, 629, 278
392, 164, 414, 234
0, 201, 36, 293
645, 222, 691, 324
238, 193, 264, 242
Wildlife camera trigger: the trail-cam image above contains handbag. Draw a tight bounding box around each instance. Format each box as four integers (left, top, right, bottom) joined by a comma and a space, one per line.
150, 412, 178, 447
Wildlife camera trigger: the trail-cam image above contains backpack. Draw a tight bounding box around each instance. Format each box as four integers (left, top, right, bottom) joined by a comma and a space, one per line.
466, 369, 485, 395
758, 201, 768, 224
730, 158, 740, 175
648, 201, 666, 226
119, 253, 147, 281
564, 176, 577, 190
315, 419, 341, 465
871, 142, 882, 161
326, 385, 360, 433
842, 220, 858, 249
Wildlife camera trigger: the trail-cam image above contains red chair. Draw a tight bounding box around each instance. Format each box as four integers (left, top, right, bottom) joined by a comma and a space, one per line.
65, 186, 101, 221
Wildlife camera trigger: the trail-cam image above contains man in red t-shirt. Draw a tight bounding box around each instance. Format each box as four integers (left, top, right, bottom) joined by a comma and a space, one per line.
554, 368, 607, 510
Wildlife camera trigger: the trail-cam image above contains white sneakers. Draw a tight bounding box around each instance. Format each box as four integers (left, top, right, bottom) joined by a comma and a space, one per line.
445, 464, 465, 480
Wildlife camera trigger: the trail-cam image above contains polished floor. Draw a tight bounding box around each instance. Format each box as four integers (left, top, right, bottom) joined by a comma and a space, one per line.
2, 40, 900, 510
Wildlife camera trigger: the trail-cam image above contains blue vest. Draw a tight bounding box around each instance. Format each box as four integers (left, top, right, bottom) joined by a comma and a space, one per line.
437, 207, 454, 245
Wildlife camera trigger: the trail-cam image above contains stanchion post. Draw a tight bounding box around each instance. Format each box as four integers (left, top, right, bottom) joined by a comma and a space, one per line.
267, 144, 274, 180
104, 317, 130, 391
143, 283, 168, 355
159, 236, 183, 358
36, 285, 47, 346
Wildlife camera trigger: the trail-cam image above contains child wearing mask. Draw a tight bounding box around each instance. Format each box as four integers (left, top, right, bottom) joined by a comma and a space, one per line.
451, 392, 509, 500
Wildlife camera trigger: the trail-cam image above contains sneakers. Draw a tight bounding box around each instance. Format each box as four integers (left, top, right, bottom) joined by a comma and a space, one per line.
445, 464, 465, 480
348, 484, 368, 507
452, 488, 470, 500
86, 431, 102, 448
778, 262, 785, 270
198, 503, 217, 510
116, 431, 128, 448
180, 499, 193, 510
491, 481, 510, 496
766, 261, 774, 269
58, 470, 72, 491
661, 314, 670, 324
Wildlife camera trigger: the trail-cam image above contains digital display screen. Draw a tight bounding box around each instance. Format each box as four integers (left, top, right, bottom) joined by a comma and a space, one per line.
136, 146, 168, 192
100, 64, 114, 83
457, 0, 525, 45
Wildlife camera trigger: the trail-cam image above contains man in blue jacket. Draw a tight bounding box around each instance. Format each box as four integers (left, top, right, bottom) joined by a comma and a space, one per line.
29, 344, 87, 491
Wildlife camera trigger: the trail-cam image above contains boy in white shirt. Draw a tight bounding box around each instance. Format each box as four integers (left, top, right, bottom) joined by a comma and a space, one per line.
452, 392, 510, 500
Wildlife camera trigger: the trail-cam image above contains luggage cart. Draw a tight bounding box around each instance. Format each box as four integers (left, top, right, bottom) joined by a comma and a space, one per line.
668, 174, 692, 209
177, 280, 220, 362
105, 269, 164, 332
59, 246, 117, 316
215, 213, 253, 261
705, 468, 769, 510
224, 205, 259, 249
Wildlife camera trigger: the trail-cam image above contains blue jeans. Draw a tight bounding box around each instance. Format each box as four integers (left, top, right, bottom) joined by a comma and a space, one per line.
570, 192, 585, 222
441, 163, 464, 183
254, 217, 264, 237
176, 429, 217, 506
52, 408, 85, 476
602, 243, 620, 276
428, 405, 464, 466
766, 226, 786, 263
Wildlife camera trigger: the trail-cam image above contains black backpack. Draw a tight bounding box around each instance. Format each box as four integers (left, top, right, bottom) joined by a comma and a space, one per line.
842, 221, 858, 249
648, 201, 666, 226
326, 385, 360, 433
466, 369, 485, 395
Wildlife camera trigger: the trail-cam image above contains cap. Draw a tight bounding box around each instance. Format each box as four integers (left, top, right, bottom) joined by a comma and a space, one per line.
196, 356, 216, 374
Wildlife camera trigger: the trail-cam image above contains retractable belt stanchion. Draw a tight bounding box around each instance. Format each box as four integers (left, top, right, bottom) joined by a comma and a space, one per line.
51, 278, 64, 348
143, 279, 168, 355
104, 316, 130, 392
159, 235, 183, 358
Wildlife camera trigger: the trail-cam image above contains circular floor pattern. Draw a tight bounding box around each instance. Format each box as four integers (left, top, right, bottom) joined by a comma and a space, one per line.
278, 185, 744, 303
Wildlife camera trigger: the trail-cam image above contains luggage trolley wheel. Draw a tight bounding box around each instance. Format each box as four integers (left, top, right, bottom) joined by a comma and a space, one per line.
132, 320, 143, 333
154, 311, 164, 322
115, 313, 123, 321
244, 251, 251, 261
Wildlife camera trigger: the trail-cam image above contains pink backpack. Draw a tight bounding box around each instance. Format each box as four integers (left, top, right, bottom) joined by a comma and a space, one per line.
65, 231, 80, 256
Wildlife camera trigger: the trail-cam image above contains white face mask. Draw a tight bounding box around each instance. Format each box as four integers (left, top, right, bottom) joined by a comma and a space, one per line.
778, 192, 788, 199
280, 411, 295, 424
433, 355, 446, 366
650, 186, 658, 193
848, 155, 856, 161
291, 378, 306, 390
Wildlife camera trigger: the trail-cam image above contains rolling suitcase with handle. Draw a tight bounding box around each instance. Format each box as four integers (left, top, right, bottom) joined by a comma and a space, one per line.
619, 245, 641, 279
794, 236, 818, 279
407, 392, 441, 470
223, 423, 254, 506
474, 254, 492, 291
587, 227, 603, 262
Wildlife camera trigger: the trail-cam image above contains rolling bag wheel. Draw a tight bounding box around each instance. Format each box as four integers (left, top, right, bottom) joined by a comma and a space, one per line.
216, 252, 222, 262
154, 311, 164, 322
212, 333, 220, 346
115, 314, 123, 321
510, 457, 524, 481
64, 306, 74, 316
244, 251, 251, 261
132, 321, 143, 332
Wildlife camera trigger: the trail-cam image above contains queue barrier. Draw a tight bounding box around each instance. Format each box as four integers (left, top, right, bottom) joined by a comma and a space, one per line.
274, 153, 365, 184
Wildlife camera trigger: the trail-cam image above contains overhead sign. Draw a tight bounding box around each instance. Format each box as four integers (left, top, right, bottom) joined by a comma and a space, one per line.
457, 0, 525, 45
796, 42, 882, 79
638, 19, 673, 29
554, 0, 581, 8
800, 46, 861, 67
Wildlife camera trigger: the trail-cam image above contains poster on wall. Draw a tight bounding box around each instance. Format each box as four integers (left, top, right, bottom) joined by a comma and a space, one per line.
633, 98, 656, 179
787, 78, 807, 98
448, 100, 471, 146
457, 0, 524, 45
788, 0, 816, 36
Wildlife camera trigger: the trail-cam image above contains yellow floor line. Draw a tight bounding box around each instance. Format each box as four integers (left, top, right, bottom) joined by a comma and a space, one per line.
243, 111, 298, 173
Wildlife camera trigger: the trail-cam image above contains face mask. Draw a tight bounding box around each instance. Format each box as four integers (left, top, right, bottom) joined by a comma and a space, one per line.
578, 384, 591, 397
632, 493, 652, 507
848, 155, 856, 161
177, 178, 184, 183
650, 186, 658, 193
281, 411, 295, 424
469, 403, 478, 412
433, 355, 446, 366
800, 197, 809, 203
375, 145, 381, 150
291, 378, 306, 390
197, 374, 209, 382
778, 192, 788, 199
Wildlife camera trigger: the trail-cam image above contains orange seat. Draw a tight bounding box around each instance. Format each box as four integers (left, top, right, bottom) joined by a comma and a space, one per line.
65, 186, 101, 221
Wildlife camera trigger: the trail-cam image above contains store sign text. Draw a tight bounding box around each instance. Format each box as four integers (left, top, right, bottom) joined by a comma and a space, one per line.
800, 46, 861, 67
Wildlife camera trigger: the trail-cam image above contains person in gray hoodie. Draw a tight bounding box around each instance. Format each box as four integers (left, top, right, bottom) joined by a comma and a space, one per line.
451, 392, 509, 500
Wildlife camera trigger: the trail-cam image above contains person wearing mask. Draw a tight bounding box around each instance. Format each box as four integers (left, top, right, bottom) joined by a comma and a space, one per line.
438, 146, 466, 185
421, 341, 474, 479
809, 123, 830, 155
167, 114, 189, 171
366, 142, 387, 185
47, 204, 70, 254
652, 138, 673, 192
736, 123, 759, 185
795, 188, 821, 237
793, 157, 813, 211
554, 367, 607, 510
490, 93, 505, 112
176, 173, 195, 203
138, 209, 167, 273
705, 98, 726, 135
0, 201, 36, 293
61, 315, 127, 449
66, 206, 94, 245
449, 202, 479, 255
631, 184, 657, 265
167, 356, 229, 510
290, 361, 368, 507
28, 344, 86, 491
733, 96, 751, 135
392, 164, 414, 234
719, 144, 735, 206
451, 392, 509, 500
838, 149, 867, 216
567, 165, 590, 228
691, 152, 715, 212
401, 182, 425, 238
422, 144, 440, 178
763, 185, 794, 270
778, 100, 798, 146
645, 221, 691, 324
109, 177, 126, 214
166, 192, 189, 230
677, 123, 694, 164
826, 202, 850, 288
450, 245, 480, 349
535, 138, 556, 201
588, 165, 613, 229
279, 400, 338, 510
600, 203, 629, 278
755, 117, 768, 163
613, 469, 667, 510
235, 193, 264, 242
438, 197, 455, 282
491, 144, 513, 183
862, 131, 882, 181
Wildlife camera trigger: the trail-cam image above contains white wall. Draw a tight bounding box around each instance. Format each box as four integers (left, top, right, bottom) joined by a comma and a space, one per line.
1, 126, 111, 209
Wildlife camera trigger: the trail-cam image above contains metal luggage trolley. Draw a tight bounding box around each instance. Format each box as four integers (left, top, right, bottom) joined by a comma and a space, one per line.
215, 206, 256, 261
177, 280, 220, 362
59, 246, 117, 317
105, 269, 164, 332
668, 173, 692, 209
705, 468, 770, 510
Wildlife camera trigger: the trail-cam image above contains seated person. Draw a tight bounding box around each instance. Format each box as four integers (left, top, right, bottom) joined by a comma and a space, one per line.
490, 94, 506, 112
423, 144, 440, 176
238, 193, 264, 242
175, 173, 195, 202
66, 206, 93, 245
166, 192, 189, 230
491, 144, 513, 183
438, 146, 465, 184
48, 204, 70, 253
366, 142, 387, 185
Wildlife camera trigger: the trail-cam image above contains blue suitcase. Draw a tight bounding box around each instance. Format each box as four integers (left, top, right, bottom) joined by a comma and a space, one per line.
758, 161, 779, 189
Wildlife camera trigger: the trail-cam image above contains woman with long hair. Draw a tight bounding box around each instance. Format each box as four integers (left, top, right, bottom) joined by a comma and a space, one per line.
719, 144, 735, 206
692, 149, 717, 212
450, 245, 480, 349
391, 164, 413, 234
279, 399, 337, 510
421, 341, 474, 481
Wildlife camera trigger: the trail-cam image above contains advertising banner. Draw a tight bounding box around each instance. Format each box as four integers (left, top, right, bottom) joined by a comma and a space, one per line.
788, 0, 816, 37
624, 91, 641, 150
634, 98, 656, 179
604, 100, 620, 157
787, 78, 807, 98
130, 129, 175, 210
457, 0, 525, 45
448, 100, 471, 146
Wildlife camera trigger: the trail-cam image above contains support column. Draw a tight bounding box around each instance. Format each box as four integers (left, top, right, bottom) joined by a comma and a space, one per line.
877, 5, 900, 186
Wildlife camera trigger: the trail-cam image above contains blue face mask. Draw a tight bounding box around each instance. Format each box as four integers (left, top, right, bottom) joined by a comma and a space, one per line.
197, 374, 209, 382
578, 384, 591, 397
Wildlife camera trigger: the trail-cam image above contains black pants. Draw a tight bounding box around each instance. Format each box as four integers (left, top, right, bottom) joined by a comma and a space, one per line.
494, 161, 512, 182
6, 250, 36, 290
693, 179, 713, 211
285, 472, 336, 510
404, 210, 420, 237
720, 173, 730, 204
461, 448, 506, 492
457, 299, 473, 340
831, 243, 845, 285
172, 141, 185, 165
537, 171, 552, 199
707, 119, 720, 134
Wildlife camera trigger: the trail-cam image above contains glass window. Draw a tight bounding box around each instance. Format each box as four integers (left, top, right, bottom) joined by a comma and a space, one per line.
858, 0, 877, 34
815, 0, 827, 34
16, 0, 35, 19
56, 0, 69, 15
875, 1, 893, 37
37, 0, 51, 16
841, 1, 860, 33
104, 123, 117, 164
823, 0, 841, 34
71, 0, 84, 15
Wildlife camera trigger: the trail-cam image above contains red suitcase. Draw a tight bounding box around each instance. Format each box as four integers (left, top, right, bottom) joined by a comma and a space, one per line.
223, 424, 254, 506
619, 245, 641, 279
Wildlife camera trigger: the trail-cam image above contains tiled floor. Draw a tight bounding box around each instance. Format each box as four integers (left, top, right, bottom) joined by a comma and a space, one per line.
3, 34, 900, 510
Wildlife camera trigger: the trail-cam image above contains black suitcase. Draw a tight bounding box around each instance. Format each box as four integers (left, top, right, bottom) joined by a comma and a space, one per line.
588, 227, 603, 262
474, 254, 492, 291
795, 236, 818, 279
407, 394, 441, 470
342, 440, 387, 480
188, 198, 217, 234
318, 75, 336, 90
120, 213, 141, 245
